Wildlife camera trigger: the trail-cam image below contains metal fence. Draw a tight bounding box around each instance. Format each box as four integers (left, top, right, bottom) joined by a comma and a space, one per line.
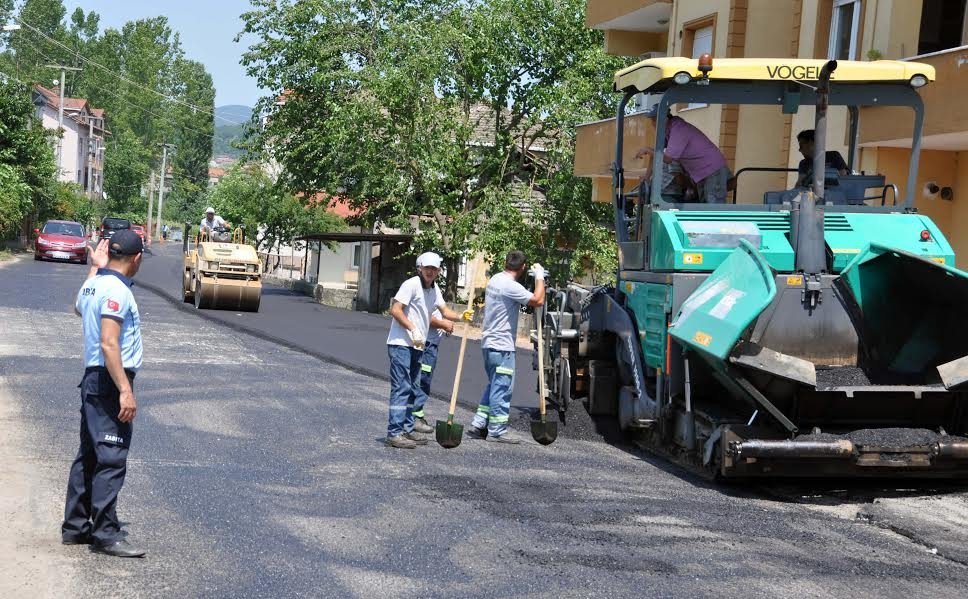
259, 251, 306, 279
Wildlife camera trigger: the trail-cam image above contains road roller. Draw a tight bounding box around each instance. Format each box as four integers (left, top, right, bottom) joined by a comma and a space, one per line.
182, 224, 262, 312
536, 56, 968, 478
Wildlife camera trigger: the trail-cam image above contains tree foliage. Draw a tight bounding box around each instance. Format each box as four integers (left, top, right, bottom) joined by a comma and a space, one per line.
1, 1, 216, 228
241, 0, 623, 294
0, 78, 56, 237
206, 165, 345, 254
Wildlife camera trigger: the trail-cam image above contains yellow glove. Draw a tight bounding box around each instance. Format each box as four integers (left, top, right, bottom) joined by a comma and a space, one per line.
461, 309, 474, 322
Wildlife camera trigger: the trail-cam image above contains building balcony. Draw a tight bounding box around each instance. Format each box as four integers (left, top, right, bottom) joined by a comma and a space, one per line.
860, 45, 968, 152
574, 112, 656, 202
586, 0, 672, 57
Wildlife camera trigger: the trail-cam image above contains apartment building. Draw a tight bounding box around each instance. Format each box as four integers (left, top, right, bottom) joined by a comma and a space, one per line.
576, 0, 968, 259
32, 84, 107, 199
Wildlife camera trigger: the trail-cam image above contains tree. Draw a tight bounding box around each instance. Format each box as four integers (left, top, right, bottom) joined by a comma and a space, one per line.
206, 165, 345, 256
240, 0, 623, 296
0, 78, 57, 237
102, 128, 150, 212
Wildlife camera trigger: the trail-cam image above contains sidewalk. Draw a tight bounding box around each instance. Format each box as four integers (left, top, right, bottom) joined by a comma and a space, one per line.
137, 244, 541, 412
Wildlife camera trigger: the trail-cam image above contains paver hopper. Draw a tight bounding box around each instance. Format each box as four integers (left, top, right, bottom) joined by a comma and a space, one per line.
182, 224, 262, 312
538, 56, 968, 478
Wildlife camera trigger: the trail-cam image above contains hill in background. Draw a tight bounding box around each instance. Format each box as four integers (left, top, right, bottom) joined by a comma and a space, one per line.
213, 105, 254, 160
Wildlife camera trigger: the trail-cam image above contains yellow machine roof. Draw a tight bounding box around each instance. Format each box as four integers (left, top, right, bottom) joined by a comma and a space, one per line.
614, 57, 936, 93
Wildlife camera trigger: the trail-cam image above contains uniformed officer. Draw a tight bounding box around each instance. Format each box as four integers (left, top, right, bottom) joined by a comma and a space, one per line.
62, 230, 147, 557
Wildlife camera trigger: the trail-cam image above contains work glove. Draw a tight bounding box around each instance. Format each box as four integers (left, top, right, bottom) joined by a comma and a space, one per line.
408, 328, 426, 349
529, 263, 546, 281
461, 309, 474, 322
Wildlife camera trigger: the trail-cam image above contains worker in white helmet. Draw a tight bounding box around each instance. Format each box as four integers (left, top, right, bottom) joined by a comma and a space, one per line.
199, 207, 228, 233
384, 252, 472, 449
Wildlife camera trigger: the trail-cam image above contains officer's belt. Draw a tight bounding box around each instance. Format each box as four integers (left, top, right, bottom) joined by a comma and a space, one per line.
85, 366, 137, 380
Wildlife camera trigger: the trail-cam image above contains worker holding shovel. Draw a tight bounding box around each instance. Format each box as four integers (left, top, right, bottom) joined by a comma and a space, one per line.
465, 251, 545, 444
385, 252, 471, 449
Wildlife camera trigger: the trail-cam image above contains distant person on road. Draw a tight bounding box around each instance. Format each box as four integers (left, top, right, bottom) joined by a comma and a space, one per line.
466, 250, 545, 444
409, 308, 454, 434
385, 252, 471, 449
63, 230, 147, 558
795, 129, 849, 188
637, 110, 731, 203
161, 224, 169, 241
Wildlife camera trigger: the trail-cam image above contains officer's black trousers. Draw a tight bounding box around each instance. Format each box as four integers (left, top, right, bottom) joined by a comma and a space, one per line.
62, 368, 134, 547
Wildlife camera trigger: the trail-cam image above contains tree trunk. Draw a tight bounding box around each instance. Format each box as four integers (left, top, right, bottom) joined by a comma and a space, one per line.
443, 256, 459, 302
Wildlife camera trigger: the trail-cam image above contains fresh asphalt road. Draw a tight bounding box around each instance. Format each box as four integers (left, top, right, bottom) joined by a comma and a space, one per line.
136, 243, 544, 416
3, 255, 968, 598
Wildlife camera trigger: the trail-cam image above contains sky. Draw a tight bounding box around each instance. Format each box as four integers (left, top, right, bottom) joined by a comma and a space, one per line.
61, 0, 261, 108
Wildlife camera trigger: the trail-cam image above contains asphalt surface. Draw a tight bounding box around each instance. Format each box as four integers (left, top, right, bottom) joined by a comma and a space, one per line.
137, 243, 544, 414
3, 254, 968, 597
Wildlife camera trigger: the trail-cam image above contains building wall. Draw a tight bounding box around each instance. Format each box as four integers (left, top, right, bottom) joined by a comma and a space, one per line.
307, 242, 359, 287
860, 147, 968, 262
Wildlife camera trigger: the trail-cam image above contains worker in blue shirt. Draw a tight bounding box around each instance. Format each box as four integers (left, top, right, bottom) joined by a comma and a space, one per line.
62, 230, 147, 558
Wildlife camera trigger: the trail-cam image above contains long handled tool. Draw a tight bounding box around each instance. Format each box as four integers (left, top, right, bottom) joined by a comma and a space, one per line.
436, 265, 478, 449
531, 304, 558, 445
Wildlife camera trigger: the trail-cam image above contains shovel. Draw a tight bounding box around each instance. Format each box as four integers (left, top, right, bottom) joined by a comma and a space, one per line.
531, 305, 558, 445
436, 265, 478, 448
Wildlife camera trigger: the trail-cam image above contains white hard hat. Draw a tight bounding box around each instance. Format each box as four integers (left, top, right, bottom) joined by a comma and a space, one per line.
416, 252, 442, 268
205, 207, 215, 214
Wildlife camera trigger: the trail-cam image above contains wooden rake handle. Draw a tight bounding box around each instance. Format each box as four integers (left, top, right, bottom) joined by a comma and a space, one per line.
447, 264, 479, 420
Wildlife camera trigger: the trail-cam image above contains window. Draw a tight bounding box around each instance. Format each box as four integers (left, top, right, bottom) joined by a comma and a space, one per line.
829, 0, 861, 60
917, 0, 967, 55
681, 17, 715, 110
352, 243, 361, 269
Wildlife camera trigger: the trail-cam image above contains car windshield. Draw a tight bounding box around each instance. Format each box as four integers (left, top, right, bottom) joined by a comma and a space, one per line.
42, 222, 84, 237
103, 218, 130, 230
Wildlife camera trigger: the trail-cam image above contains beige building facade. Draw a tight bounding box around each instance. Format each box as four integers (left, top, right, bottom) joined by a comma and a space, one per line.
576, 0, 968, 261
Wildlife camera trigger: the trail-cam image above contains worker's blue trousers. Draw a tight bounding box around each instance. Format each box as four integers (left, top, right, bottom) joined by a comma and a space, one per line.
471, 348, 515, 436
387, 345, 422, 437
410, 340, 439, 420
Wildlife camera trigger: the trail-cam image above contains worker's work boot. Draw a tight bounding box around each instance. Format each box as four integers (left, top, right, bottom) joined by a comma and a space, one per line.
485, 432, 522, 445
386, 435, 418, 449
465, 425, 487, 440
413, 417, 433, 434
404, 432, 429, 445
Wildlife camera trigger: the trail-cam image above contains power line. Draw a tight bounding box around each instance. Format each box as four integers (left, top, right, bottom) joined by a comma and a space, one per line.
17, 34, 217, 139
13, 15, 245, 126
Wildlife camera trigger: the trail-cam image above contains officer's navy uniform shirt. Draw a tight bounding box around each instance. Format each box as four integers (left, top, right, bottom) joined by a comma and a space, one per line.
76, 268, 143, 372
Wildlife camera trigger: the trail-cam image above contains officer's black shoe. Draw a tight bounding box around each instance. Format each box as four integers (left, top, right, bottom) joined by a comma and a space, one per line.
61, 532, 91, 545
92, 539, 146, 558
465, 425, 487, 440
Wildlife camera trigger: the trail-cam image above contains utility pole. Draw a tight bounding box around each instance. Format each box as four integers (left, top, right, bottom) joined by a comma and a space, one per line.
155, 144, 174, 241
146, 170, 156, 243
45, 64, 82, 179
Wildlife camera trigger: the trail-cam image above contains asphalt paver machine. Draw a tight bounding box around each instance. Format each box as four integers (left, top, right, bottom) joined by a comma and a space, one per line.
182, 224, 263, 312
540, 56, 968, 478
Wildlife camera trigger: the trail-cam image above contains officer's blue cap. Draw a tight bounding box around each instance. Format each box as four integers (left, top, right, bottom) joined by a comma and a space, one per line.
109, 229, 144, 256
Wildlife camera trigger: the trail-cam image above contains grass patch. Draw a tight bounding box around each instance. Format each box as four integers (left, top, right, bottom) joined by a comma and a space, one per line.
0, 249, 12, 262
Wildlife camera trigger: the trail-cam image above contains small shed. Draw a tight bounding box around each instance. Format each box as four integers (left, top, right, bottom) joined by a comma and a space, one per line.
297, 232, 415, 313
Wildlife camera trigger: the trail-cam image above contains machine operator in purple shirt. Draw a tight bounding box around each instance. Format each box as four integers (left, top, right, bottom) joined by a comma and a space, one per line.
636, 111, 732, 203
